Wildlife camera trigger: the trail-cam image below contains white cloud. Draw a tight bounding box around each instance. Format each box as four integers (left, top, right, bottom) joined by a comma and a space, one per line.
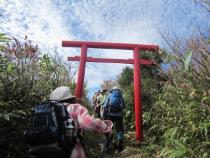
0, 0, 209, 97
64, 0, 163, 93
0, 0, 74, 48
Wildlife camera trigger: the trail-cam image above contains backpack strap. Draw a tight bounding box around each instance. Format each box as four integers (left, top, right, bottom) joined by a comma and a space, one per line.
52, 102, 76, 158
65, 134, 76, 158
51, 106, 58, 127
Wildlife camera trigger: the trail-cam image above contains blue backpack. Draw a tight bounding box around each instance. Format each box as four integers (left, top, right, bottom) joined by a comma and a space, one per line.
108, 90, 123, 113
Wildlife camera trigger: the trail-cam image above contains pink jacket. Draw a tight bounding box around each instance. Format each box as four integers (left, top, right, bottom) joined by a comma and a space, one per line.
65, 103, 113, 158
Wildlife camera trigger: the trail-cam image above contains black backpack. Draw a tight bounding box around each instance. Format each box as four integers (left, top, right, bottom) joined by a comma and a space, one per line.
25, 101, 77, 157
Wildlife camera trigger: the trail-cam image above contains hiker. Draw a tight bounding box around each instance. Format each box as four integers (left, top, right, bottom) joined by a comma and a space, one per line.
103, 86, 125, 153
96, 89, 108, 119
46, 86, 112, 158
92, 90, 100, 116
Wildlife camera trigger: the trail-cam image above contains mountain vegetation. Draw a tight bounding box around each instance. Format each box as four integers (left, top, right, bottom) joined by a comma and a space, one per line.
0, 2, 209, 156
0, 35, 76, 157
110, 32, 210, 158
1, 30, 209, 158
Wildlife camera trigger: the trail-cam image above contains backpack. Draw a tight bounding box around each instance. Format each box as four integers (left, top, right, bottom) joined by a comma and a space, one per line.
108, 90, 123, 113
25, 101, 77, 157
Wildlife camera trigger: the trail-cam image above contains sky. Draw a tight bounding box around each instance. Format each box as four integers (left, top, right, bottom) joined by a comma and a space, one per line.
0, 0, 209, 98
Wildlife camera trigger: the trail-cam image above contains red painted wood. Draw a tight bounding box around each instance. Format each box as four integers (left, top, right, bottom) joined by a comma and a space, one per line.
62, 40, 159, 142
133, 47, 143, 142
68, 56, 154, 65
62, 40, 159, 51
75, 45, 87, 98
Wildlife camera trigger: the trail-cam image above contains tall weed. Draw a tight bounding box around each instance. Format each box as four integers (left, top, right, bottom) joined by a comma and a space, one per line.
145, 34, 210, 157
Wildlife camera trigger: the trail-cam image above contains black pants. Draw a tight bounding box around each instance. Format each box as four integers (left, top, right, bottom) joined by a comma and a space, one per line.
108, 115, 124, 142
30, 150, 70, 158
30, 152, 66, 158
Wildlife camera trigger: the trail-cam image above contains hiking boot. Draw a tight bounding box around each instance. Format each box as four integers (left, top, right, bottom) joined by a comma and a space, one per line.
117, 140, 123, 153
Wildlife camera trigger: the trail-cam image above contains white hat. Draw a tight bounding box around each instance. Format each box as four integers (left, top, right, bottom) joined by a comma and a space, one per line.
50, 86, 75, 101
113, 86, 120, 90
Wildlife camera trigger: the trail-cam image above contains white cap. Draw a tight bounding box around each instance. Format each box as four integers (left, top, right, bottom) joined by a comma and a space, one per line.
113, 86, 120, 90
50, 86, 75, 101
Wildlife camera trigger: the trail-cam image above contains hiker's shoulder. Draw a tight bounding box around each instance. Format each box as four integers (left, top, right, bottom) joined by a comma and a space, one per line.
67, 103, 86, 112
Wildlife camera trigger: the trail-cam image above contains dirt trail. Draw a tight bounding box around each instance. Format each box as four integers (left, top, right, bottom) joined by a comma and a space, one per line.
108, 147, 143, 158
109, 136, 144, 158
109, 131, 144, 158
85, 131, 145, 158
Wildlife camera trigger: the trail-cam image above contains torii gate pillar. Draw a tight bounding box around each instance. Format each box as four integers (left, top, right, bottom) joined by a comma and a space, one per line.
62, 41, 159, 142
75, 44, 87, 98
133, 47, 142, 142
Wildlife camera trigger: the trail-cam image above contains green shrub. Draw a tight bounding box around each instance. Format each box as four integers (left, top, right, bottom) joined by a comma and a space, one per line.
0, 38, 74, 157
145, 35, 210, 157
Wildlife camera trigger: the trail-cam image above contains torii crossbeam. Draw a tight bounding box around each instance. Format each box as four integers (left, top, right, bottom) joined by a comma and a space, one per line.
62, 40, 159, 142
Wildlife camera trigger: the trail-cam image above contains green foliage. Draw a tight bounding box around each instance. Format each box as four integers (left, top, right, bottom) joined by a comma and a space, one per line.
0, 33, 10, 50
184, 51, 192, 72
145, 35, 210, 157
117, 50, 164, 130
0, 38, 74, 157
140, 50, 165, 106
0, 33, 10, 43
115, 33, 210, 158
118, 67, 133, 88
148, 82, 210, 157
117, 67, 135, 129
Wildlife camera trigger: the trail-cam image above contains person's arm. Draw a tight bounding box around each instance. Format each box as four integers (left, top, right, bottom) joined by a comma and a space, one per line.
68, 104, 112, 133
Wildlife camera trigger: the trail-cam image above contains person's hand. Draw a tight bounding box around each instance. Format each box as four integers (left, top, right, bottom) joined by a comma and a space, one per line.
103, 120, 113, 133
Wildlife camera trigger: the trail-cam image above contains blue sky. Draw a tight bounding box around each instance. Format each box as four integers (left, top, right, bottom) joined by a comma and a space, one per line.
0, 0, 209, 97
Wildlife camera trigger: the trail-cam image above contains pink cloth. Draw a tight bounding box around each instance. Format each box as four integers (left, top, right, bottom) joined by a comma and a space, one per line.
65, 103, 113, 158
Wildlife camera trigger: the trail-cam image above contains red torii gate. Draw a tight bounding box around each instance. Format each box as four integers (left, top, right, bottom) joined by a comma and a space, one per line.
62, 40, 159, 142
